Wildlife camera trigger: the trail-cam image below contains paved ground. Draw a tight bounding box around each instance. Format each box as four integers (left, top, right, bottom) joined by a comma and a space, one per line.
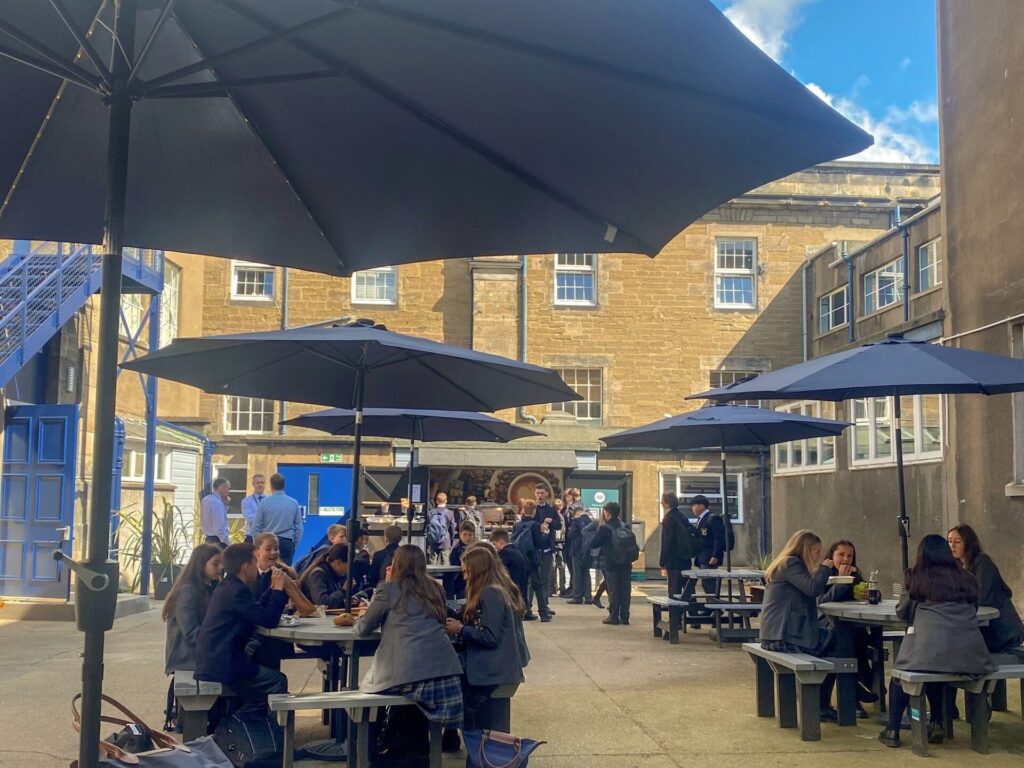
3, 588, 1024, 768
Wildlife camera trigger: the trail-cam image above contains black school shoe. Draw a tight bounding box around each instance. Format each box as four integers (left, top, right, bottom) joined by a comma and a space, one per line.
441, 728, 461, 752
927, 722, 945, 744
820, 706, 838, 723
878, 728, 901, 748
523, 612, 538, 621
857, 683, 880, 703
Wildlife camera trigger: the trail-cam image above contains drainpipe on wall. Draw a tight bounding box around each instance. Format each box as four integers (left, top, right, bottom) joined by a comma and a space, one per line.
758, 448, 770, 557
517, 255, 540, 425
278, 267, 290, 434
841, 241, 856, 344
896, 207, 911, 323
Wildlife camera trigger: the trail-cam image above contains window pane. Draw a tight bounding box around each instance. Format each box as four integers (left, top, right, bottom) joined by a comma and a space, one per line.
553, 368, 602, 421
853, 399, 870, 461
233, 264, 274, 298
226, 396, 275, 433
900, 395, 916, 456
556, 273, 595, 303
875, 398, 892, 458
776, 442, 789, 469
353, 267, 397, 303
921, 394, 942, 454
716, 276, 754, 306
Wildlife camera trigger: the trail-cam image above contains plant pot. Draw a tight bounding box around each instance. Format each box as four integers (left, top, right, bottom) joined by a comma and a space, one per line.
151, 563, 182, 600
748, 585, 765, 603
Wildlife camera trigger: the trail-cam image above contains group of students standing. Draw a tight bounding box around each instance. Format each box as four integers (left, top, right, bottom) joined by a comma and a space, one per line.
162, 519, 531, 767
757, 524, 1023, 749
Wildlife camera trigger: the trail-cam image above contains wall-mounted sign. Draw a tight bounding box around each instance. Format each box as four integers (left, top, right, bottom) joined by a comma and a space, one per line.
320, 452, 344, 462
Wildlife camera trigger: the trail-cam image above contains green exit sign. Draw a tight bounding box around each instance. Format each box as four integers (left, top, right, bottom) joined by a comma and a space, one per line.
320, 452, 344, 462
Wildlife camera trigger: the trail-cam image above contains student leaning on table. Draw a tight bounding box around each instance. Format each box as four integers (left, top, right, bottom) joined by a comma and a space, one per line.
879, 534, 995, 750
354, 544, 464, 765
759, 530, 833, 654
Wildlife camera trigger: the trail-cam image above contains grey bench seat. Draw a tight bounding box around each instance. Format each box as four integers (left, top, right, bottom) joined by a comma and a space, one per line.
891, 660, 1024, 756
646, 596, 689, 644
702, 603, 761, 647
742, 643, 855, 741
172, 670, 234, 742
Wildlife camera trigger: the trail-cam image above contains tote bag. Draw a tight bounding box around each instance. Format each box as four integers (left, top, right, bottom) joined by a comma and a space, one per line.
462, 729, 544, 768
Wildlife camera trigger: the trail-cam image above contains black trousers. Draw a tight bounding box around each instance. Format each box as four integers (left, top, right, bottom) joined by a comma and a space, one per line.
526, 565, 550, 616
234, 665, 288, 716
666, 564, 690, 599
888, 679, 943, 731
278, 537, 295, 566
605, 567, 632, 622
571, 559, 592, 599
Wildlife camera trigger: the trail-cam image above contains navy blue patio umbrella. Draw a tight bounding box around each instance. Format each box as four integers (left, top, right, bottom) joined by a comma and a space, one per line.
123, 319, 577, 594
690, 334, 1024, 569
602, 404, 850, 573
281, 407, 544, 542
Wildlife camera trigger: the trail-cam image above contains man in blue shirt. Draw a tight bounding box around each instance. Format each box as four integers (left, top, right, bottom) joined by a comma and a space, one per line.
253, 473, 303, 565
200, 477, 231, 546
240, 473, 266, 544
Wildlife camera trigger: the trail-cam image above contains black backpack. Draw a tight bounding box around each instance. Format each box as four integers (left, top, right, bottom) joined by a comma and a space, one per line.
609, 525, 640, 566
214, 712, 283, 768
512, 521, 540, 569
678, 518, 703, 560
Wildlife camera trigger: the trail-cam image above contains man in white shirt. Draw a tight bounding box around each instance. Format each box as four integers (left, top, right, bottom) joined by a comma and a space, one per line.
240, 474, 267, 544
200, 478, 232, 546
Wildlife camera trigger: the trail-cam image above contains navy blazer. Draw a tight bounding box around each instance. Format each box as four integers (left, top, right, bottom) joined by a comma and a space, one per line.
195, 574, 287, 684
369, 543, 399, 588
499, 543, 529, 603
460, 585, 529, 686
695, 512, 726, 567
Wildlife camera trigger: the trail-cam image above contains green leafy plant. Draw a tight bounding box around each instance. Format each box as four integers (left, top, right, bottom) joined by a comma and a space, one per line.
754, 551, 774, 572
118, 499, 195, 593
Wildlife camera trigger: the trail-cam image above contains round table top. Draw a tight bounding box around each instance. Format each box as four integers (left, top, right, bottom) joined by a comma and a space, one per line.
819, 599, 999, 626
681, 568, 764, 580
426, 565, 462, 573
257, 616, 380, 644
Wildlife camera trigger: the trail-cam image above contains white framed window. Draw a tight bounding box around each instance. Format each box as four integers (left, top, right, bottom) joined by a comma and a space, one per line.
714, 238, 757, 309
352, 266, 398, 305
122, 447, 173, 482
554, 253, 597, 306
775, 402, 837, 474
851, 394, 942, 466
709, 369, 761, 408
230, 261, 275, 300
120, 291, 146, 335
863, 258, 904, 315
551, 368, 602, 421
224, 395, 276, 434
660, 471, 744, 523
818, 286, 848, 333
159, 261, 181, 347
918, 239, 943, 291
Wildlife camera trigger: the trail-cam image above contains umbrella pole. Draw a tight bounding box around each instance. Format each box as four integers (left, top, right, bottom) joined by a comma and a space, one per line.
406, 420, 416, 545
720, 441, 734, 605
78, 7, 136, 768
345, 354, 367, 610
894, 395, 911, 571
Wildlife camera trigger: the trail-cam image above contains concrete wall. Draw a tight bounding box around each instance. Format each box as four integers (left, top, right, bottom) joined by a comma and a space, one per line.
939, 0, 1024, 597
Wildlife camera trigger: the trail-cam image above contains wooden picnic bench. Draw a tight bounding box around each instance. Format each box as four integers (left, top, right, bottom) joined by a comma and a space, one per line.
891, 656, 1024, 756
172, 670, 234, 741
742, 643, 856, 741
646, 596, 689, 644
703, 603, 761, 646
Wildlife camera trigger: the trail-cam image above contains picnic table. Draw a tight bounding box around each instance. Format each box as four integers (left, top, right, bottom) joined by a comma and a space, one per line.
427, 564, 462, 574
819, 600, 999, 726
259, 618, 381, 762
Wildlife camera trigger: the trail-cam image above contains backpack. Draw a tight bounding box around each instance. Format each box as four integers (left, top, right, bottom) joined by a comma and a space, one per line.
718, 514, 736, 552
678, 518, 703, 560
578, 519, 598, 567
512, 521, 540, 569
213, 712, 282, 768
609, 525, 640, 566
426, 511, 450, 552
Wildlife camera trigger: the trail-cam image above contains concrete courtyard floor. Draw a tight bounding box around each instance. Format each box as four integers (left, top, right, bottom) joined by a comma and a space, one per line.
3, 585, 1024, 768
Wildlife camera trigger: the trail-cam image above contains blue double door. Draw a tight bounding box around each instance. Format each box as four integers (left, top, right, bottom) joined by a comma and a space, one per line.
1, 404, 78, 600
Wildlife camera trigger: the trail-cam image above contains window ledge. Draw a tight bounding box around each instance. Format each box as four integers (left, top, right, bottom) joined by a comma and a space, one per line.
850, 455, 944, 470
774, 467, 837, 477
229, 296, 275, 304
1004, 482, 1024, 498
553, 302, 600, 310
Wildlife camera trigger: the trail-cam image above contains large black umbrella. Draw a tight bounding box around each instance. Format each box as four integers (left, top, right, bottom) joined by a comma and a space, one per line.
123, 320, 577, 589
602, 404, 850, 573
0, 3, 869, 762
281, 407, 543, 542
690, 334, 1024, 569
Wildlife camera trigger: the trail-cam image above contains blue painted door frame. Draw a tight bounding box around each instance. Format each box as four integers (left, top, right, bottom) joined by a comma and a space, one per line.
1, 404, 78, 599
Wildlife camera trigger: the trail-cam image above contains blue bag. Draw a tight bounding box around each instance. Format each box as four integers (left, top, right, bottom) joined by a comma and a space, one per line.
462, 730, 544, 768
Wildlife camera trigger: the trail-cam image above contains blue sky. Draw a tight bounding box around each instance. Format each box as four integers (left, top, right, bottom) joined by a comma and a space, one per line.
712, 0, 939, 163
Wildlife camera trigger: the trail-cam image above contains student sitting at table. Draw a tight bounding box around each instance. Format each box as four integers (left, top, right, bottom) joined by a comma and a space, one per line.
298, 543, 359, 609
816, 539, 877, 722
354, 544, 464, 764
445, 544, 529, 731
879, 534, 995, 749
947, 524, 1024, 653
195, 543, 289, 716
446, 521, 477, 599
251, 532, 298, 597
293, 523, 347, 576
760, 530, 833, 654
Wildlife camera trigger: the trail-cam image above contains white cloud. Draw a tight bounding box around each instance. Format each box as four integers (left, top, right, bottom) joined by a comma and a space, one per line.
721, 0, 817, 63
899, 56, 913, 71
806, 83, 938, 164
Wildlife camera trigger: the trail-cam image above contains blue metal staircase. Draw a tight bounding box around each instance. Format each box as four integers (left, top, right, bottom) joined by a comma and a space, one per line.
0, 240, 164, 389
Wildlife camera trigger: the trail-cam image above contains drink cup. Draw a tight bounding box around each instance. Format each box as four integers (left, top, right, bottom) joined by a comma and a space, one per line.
868, 587, 881, 605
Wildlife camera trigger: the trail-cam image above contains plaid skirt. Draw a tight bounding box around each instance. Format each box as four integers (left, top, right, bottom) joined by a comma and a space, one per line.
383, 675, 463, 729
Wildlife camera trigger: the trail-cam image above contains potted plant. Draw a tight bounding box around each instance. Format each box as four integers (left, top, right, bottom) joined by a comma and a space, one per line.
748, 552, 774, 603
118, 499, 193, 599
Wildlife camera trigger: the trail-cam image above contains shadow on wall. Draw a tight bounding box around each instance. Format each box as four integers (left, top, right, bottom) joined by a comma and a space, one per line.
437, 258, 472, 347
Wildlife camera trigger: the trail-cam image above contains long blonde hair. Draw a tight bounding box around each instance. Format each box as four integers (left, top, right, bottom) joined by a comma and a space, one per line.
765, 530, 822, 583
462, 544, 525, 621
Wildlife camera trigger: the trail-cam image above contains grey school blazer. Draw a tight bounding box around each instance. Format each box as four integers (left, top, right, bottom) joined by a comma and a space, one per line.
460, 585, 530, 687
759, 557, 830, 651
354, 580, 463, 692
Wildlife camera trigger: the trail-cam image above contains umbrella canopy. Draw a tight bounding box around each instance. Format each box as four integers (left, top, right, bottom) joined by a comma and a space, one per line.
121, 324, 580, 411
0, 1, 872, 271
602, 404, 850, 575
601, 404, 850, 451
281, 407, 544, 443
689, 334, 1024, 569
